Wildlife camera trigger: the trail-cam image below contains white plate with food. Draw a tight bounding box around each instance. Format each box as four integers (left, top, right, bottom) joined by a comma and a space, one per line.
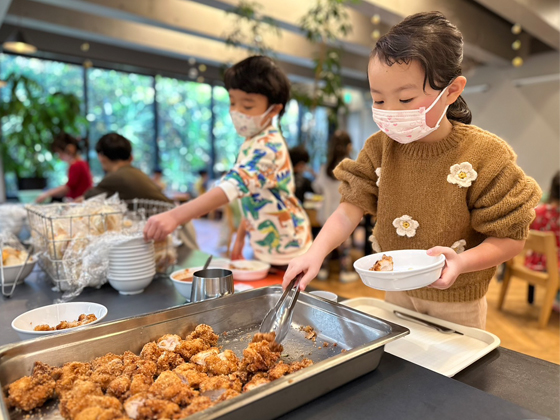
11, 302, 108, 340
212, 259, 271, 281
353, 250, 445, 291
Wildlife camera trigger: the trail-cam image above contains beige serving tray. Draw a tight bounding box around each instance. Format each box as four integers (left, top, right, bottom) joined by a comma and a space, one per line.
342, 297, 500, 377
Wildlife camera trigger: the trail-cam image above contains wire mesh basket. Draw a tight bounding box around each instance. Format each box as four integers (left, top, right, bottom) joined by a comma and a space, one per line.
26, 200, 177, 291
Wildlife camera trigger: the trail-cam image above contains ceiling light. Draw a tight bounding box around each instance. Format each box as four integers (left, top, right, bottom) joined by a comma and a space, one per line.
3, 30, 37, 54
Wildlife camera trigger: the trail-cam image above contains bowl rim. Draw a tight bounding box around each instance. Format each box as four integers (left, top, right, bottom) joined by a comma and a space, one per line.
11, 302, 108, 335
107, 271, 156, 277
354, 250, 445, 276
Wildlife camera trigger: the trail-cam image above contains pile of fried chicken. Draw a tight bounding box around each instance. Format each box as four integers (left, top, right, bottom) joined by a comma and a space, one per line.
34, 314, 98, 331
6, 325, 313, 420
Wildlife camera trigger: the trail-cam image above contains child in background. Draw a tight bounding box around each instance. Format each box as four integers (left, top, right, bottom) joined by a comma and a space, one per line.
36, 133, 92, 203
144, 56, 312, 266
525, 171, 560, 311
289, 146, 315, 205
283, 12, 541, 328
313, 130, 358, 283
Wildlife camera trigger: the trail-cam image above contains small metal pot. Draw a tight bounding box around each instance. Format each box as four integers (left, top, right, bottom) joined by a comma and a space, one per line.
190, 268, 234, 303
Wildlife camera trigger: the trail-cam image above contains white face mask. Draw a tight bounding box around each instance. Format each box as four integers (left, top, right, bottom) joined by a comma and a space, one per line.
371, 87, 449, 144
230, 105, 275, 138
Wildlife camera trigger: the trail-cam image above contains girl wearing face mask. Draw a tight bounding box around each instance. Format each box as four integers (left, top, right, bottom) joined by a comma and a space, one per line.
144, 56, 312, 266
283, 12, 541, 329
36, 133, 93, 203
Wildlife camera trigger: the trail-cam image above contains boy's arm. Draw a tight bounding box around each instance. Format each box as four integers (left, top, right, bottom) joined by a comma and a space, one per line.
144, 188, 228, 241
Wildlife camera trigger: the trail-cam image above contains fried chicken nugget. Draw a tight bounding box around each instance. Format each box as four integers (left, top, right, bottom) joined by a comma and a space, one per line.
122, 351, 157, 378
174, 363, 208, 389
91, 355, 125, 391
124, 393, 181, 420
289, 358, 314, 373
215, 389, 241, 402
32, 361, 61, 379
7, 368, 56, 411
199, 375, 242, 393
129, 374, 154, 396
187, 324, 219, 347
148, 371, 198, 406
267, 361, 291, 381
106, 376, 131, 400
242, 341, 280, 373
139, 342, 162, 363
174, 338, 210, 361
55, 362, 92, 397
156, 334, 182, 352
173, 396, 214, 418
205, 350, 240, 376
156, 350, 184, 374
242, 373, 271, 392
59, 380, 122, 420
189, 348, 219, 367
74, 406, 124, 420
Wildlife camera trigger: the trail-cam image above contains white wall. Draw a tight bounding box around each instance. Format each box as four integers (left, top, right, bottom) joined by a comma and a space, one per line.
464, 51, 560, 190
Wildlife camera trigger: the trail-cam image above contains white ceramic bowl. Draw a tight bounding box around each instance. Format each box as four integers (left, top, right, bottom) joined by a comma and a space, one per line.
109, 253, 155, 262
1, 258, 36, 286
108, 275, 153, 295
309, 290, 338, 302
110, 247, 154, 256
108, 270, 156, 280
108, 262, 156, 271
353, 250, 446, 291
113, 237, 152, 248
212, 259, 271, 281
11, 302, 107, 341
169, 273, 194, 300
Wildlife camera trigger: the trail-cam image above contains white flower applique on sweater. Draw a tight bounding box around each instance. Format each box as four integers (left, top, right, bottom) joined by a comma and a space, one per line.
451, 239, 467, 254
392, 215, 419, 238
375, 167, 381, 187
369, 235, 382, 253
447, 162, 478, 188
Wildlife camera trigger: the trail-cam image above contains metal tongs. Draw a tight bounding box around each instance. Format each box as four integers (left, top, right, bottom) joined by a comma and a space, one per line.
259, 273, 302, 344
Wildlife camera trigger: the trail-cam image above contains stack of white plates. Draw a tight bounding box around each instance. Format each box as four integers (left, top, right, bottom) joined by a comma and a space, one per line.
108, 238, 156, 295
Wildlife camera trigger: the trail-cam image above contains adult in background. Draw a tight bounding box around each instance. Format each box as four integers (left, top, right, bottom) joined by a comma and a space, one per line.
312, 130, 358, 282
84, 132, 198, 250
36, 133, 92, 203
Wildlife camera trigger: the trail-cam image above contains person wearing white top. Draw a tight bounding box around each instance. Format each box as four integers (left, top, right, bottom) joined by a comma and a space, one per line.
312, 130, 358, 282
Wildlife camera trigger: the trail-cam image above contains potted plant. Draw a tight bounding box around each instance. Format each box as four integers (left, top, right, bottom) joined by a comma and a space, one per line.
0, 73, 86, 198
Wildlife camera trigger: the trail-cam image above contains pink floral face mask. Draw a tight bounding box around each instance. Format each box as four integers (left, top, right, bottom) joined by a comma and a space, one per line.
372, 87, 449, 144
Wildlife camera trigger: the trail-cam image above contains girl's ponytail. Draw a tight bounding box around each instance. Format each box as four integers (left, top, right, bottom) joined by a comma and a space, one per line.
447, 95, 472, 124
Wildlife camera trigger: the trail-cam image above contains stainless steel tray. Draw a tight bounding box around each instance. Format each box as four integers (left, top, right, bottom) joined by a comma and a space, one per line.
0, 287, 409, 420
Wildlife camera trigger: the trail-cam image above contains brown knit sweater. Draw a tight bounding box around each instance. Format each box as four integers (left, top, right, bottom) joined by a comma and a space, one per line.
334, 122, 542, 302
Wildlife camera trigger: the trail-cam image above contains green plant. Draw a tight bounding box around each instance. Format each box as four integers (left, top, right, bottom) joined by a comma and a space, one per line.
0, 73, 86, 179
296, 0, 355, 125
224, 0, 281, 56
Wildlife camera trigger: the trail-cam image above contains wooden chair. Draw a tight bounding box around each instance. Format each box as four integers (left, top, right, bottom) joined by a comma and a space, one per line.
498, 230, 559, 328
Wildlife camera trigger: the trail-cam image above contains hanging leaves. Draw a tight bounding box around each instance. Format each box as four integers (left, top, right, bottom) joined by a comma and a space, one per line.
0, 73, 87, 178
224, 0, 281, 57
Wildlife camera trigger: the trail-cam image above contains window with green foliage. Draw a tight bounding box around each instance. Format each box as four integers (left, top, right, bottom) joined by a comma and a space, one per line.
156, 76, 212, 192
212, 85, 243, 175
87, 69, 155, 184
1, 53, 331, 199
0, 54, 84, 194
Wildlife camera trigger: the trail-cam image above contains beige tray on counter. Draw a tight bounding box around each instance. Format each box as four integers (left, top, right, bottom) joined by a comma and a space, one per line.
342, 297, 500, 377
